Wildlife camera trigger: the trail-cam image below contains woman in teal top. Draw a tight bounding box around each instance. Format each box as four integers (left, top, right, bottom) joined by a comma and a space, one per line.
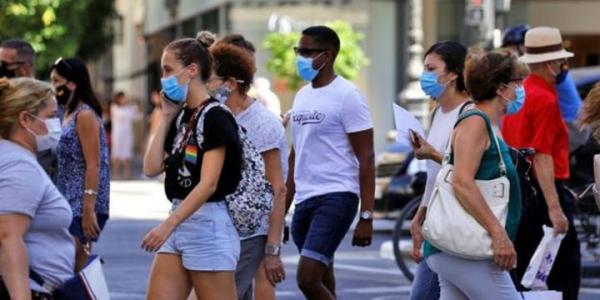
424, 50, 524, 299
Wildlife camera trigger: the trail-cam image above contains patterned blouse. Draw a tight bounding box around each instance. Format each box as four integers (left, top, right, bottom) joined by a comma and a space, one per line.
56, 104, 110, 217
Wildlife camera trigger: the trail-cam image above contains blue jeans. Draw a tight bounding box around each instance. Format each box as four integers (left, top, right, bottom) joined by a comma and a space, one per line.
291, 192, 359, 266
409, 260, 440, 300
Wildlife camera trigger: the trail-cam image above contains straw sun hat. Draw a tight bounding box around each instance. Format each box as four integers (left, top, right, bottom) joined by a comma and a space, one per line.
520, 26, 574, 64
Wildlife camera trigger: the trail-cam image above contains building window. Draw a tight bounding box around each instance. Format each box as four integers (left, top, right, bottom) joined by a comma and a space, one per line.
199, 8, 220, 33
114, 14, 124, 45
182, 17, 196, 37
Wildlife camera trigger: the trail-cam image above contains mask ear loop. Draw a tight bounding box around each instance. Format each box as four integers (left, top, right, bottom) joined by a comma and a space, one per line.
497, 83, 515, 103
312, 51, 327, 71
546, 61, 559, 77
438, 71, 457, 88
26, 113, 49, 134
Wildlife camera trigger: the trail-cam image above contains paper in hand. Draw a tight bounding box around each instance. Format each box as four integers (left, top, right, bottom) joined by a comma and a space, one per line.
393, 103, 425, 147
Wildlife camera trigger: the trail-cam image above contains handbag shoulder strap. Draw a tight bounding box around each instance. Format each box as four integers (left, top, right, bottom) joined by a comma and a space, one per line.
429, 100, 473, 129
29, 268, 56, 292
448, 109, 506, 176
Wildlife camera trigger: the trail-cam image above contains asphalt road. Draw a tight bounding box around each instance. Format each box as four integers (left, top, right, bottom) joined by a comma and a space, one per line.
95, 180, 600, 299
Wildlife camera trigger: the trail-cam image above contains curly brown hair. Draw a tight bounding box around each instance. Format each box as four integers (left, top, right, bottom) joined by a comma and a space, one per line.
579, 82, 600, 127
210, 42, 257, 93
464, 49, 524, 102
217, 34, 256, 53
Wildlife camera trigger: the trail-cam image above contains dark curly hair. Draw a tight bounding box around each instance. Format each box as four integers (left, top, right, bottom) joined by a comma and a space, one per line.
217, 34, 256, 53
464, 49, 523, 102
210, 42, 256, 93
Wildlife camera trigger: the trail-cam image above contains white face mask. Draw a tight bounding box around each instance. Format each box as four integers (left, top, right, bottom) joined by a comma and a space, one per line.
26, 114, 62, 152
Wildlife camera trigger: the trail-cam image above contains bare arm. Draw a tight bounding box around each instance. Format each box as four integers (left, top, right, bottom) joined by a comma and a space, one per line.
76, 110, 101, 203
348, 129, 375, 213
284, 147, 295, 214
348, 129, 375, 247
143, 100, 180, 177
533, 153, 568, 234
142, 146, 226, 252
0, 214, 32, 300
262, 149, 286, 246
452, 118, 504, 237
76, 110, 102, 239
167, 146, 225, 227
411, 132, 443, 164
452, 117, 515, 270
262, 149, 287, 285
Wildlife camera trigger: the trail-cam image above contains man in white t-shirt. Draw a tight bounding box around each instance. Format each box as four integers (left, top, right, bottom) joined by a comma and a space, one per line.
285, 26, 375, 300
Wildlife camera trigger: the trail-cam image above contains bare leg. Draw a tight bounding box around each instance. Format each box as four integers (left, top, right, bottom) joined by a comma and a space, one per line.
74, 238, 89, 272
322, 263, 336, 298
146, 254, 192, 300
190, 270, 237, 300
296, 257, 335, 300
254, 260, 276, 300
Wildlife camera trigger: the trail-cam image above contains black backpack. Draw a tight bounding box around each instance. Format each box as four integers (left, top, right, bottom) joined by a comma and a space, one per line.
509, 147, 537, 210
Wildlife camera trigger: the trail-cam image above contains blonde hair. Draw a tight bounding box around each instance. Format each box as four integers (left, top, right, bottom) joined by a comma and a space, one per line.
0, 77, 55, 138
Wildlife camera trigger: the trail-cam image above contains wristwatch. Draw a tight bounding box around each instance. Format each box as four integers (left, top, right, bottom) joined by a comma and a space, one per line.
265, 245, 281, 256
359, 210, 373, 221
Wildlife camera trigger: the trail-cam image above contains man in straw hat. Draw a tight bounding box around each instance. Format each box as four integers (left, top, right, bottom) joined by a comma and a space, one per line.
502, 27, 580, 299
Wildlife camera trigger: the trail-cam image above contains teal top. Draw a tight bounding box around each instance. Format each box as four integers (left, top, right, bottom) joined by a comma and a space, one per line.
423, 110, 522, 258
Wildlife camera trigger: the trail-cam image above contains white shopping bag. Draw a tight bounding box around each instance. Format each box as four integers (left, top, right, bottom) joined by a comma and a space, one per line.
521, 225, 566, 290
79, 255, 110, 300
520, 290, 562, 300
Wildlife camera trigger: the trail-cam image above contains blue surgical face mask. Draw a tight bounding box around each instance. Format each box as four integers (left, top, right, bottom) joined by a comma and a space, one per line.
506, 85, 525, 115
419, 71, 446, 99
160, 68, 190, 103
296, 52, 325, 82
556, 68, 568, 85
548, 62, 569, 85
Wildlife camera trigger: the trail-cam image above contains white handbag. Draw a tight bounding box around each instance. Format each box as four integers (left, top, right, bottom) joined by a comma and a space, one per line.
422, 113, 510, 260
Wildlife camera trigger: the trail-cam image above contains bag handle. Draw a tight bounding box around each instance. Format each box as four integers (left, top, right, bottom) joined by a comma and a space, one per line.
444, 109, 506, 176
171, 101, 212, 156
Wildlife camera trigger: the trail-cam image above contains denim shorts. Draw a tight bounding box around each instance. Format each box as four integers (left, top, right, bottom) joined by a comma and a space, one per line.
158, 200, 240, 271
292, 192, 359, 266
69, 213, 109, 243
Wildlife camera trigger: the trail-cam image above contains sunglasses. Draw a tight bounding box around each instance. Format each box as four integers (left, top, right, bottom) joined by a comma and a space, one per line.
293, 47, 327, 57
0, 60, 26, 67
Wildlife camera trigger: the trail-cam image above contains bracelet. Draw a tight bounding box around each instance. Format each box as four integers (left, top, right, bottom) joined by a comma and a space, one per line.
83, 189, 98, 196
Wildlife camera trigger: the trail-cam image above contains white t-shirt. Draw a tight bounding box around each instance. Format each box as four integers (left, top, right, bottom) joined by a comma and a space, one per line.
291, 76, 373, 204
421, 103, 467, 206
236, 100, 288, 239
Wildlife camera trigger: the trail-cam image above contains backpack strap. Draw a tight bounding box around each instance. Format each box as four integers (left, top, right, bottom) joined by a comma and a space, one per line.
171, 102, 212, 157
429, 100, 473, 128
194, 101, 225, 149
429, 105, 440, 128
458, 100, 474, 114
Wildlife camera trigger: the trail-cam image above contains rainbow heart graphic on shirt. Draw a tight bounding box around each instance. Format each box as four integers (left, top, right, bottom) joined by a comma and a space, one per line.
185, 145, 198, 164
